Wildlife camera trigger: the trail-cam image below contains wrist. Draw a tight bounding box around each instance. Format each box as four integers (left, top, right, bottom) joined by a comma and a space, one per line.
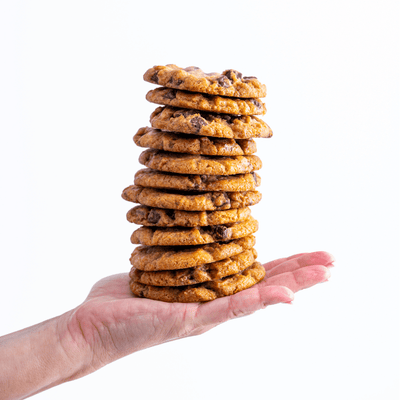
0, 311, 94, 399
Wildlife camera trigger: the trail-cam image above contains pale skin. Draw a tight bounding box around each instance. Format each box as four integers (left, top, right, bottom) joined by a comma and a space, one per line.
0, 251, 334, 400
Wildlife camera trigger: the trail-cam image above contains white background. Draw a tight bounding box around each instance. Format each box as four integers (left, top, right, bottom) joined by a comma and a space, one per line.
0, 1, 399, 399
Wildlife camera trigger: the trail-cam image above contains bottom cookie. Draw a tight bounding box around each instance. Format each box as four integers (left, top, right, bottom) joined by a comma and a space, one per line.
129, 261, 265, 302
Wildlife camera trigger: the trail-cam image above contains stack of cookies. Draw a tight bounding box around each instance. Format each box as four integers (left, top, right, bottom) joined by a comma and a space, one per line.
122, 64, 273, 302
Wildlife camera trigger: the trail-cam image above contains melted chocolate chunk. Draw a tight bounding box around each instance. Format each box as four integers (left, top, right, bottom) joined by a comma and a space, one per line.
147, 210, 161, 224
165, 209, 176, 220
224, 69, 243, 81
250, 99, 262, 108
136, 208, 147, 219
217, 76, 231, 88
218, 114, 233, 122
164, 89, 177, 100
211, 192, 230, 207
151, 72, 159, 83
243, 76, 257, 80
173, 109, 194, 118
190, 116, 208, 131
185, 66, 200, 72
203, 225, 231, 241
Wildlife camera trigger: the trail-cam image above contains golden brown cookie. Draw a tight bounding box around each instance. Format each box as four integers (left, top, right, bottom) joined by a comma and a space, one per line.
130, 235, 256, 271
130, 217, 258, 246
133, 169, 261, 191
129, 261, 266, 302
134, 127, 257, 155
127, 205, 251, 227
130, 248, 257, 286
122, 186, 262, 211
139, 149, 262, 176
143, 65, 266, 98
150, 107, 273, 139
146, 88, 266, 116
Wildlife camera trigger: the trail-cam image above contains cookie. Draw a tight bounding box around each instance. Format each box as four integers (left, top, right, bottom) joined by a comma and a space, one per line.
134, 127, 257, 155
150, 106, 273, 139
143, 65, 267, 98
133, 169, 261, 191
129, 261, 266, 302
139, 149, 262, 176
130, 216, 258, 246
130, 235, 256, 271
122, 186, 262, 211
130, 248, 257, 286
146, 88, 266, 116
127, 205, 251, 227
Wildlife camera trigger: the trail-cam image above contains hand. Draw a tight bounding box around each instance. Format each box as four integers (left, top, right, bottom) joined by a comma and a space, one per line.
61, 251, 334, 374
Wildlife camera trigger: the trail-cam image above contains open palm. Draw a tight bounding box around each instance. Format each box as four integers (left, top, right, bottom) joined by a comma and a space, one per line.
64, 251, 333, 373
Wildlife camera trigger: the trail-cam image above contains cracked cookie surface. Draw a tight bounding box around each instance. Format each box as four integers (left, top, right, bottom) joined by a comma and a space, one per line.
130, 248, 257, 286
130, 216, 258, 246
133, 169, 260, 191
122, 186, 262, 211
134, 127, 257, 155
139, 149, 262, 175
130, 235, 256, 271
127, 205, 251, 227
129, 261, 266, 302
150, 106, 272, 139
143, 64, 266, 98
146, 88, 266, 116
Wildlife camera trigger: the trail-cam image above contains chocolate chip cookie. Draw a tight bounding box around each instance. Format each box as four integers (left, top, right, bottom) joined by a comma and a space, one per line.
139, 149, 262, 176
130, 248, 257, 286
134, 127, 257, 155
150, 107, 273, 139
133, 169, 261, 191
146, 88, 266, 116
130, 216, 258, 246
122, 186, 262, 211
129, 261, 266, 302
130, 235, 256, 271
143, 65, 266, 98
127, 205, 251, 227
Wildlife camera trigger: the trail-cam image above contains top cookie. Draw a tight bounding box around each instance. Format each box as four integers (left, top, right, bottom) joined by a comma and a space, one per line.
143, 65, 266, 98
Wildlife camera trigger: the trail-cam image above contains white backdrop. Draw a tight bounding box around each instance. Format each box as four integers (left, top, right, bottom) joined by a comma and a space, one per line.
1, 1, 399, 399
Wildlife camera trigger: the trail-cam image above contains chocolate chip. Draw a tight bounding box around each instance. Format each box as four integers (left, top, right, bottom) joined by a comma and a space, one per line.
243, 76, 257, 80
185, 66, 200, 72
224, 69, 243, 81
175, 79, 183, 85
204, 225, 231, 241
218, 114, 233, 122
164, 89, 177, 100
151, 72, 159, 83
147, 210, 161, 224
190, 175, 202, 189
165, 209, 175, 220
217, 76, 230, 88
173, 109, 193, 118
250, 99, 262, 108
136, 208, 147, 218
190, 116, 207, 131
211, 192, 230, 207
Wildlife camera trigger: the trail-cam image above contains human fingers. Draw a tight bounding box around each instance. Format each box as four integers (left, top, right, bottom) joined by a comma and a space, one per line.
262, 253, 307, 272
191, 284, 294, 331
262, 265, 331, 293
264, 251, 335, 278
